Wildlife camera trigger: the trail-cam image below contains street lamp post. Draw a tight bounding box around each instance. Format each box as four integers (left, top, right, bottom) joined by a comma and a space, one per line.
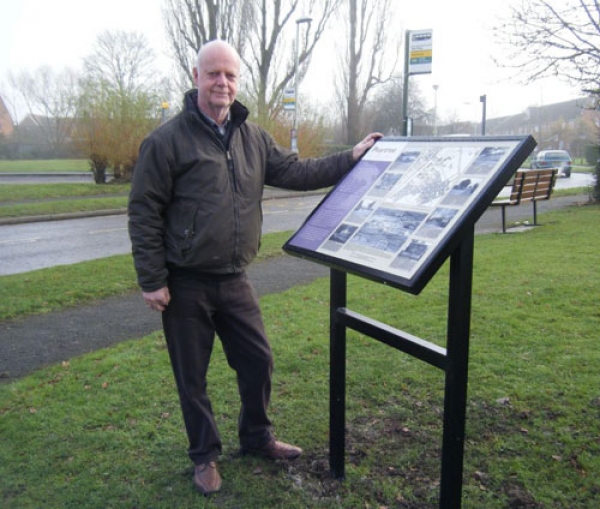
291, 17, 312, 153
480, 94, 487, 135
432, 84, 439, 136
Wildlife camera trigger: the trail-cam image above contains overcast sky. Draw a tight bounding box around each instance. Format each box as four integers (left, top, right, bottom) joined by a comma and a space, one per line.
0, 0, 584, 122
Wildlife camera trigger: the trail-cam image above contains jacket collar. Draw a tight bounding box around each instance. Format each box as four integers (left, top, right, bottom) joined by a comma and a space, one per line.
184, 89, 249, 128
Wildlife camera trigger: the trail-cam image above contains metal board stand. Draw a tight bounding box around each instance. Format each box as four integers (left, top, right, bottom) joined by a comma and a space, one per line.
329, 227, 474, 509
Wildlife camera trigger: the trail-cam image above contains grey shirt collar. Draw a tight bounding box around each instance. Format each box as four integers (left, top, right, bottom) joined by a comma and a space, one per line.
198, 108, 231, 137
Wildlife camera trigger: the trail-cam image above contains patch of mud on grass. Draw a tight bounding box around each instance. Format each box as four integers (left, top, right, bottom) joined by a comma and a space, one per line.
270, 401, 548, 508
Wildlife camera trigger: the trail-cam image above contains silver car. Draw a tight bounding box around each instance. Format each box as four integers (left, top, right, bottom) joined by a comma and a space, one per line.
531, 150, 572, 178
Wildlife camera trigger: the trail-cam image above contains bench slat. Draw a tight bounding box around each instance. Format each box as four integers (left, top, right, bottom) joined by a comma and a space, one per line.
516, 169, 556, 202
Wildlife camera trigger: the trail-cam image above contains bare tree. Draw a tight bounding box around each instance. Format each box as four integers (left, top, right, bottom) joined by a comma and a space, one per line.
162, 0, 340, 122
8, 66, 79, 156
370, 77, 427, 136
494, 0, 600, 93
336, 0, 400, 145
495, 0, 600, 200
240, 0, 340, 123
162, 0, 253, 89
83, 31, 158, 96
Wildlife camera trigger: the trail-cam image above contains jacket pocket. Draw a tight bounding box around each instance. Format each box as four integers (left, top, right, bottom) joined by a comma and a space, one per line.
163, 205, 198, 257
180, 207, 198, 255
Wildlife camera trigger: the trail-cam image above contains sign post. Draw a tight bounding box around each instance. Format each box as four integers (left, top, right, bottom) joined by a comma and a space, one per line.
283, 87, 296, 112
403, 29, 433, 136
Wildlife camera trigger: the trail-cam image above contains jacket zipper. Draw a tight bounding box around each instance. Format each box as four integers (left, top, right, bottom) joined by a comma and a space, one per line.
227, 149, 241, 271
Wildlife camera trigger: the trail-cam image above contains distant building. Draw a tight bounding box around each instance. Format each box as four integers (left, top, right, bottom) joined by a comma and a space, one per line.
0, 96, 14, 138
15, 113, 78, 158
484, 97, 599, 156
431, 96, 599, 157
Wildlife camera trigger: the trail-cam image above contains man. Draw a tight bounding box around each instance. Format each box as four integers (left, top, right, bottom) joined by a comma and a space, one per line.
128, 39, 381, 495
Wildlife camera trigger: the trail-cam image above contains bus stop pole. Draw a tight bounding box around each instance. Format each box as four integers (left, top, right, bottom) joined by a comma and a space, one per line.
402, 31, 410, 137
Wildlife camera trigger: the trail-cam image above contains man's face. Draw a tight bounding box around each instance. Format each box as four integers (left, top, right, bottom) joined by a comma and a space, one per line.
193, 45, 239, 120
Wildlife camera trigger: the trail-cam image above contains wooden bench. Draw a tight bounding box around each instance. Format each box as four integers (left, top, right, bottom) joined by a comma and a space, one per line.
490, 168, 558, 233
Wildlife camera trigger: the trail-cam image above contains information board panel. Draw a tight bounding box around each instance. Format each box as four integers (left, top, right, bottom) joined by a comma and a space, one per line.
284, 136, 536, 294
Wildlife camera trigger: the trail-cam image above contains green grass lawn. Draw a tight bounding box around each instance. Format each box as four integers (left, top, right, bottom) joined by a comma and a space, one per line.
0, 204, 599, 508
0, 159, 89, 172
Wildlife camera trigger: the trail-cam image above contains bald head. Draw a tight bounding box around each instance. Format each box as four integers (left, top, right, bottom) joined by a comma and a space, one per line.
196, 40, 241, 72
193, 40, 241, 124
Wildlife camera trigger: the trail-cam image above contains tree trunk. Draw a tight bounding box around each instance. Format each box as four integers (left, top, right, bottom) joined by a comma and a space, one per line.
89, 154, 108, 185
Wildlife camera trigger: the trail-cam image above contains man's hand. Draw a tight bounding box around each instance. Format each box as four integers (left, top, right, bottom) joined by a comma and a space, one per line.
143, 287, 171, 312
352, 132, 383, 162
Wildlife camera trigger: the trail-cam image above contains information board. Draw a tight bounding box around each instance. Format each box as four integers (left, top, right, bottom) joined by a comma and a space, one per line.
284, 136, 536, 294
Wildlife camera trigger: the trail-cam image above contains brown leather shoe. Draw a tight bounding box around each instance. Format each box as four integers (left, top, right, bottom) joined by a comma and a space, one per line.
193, 461, 222, 495
243, 439, 303, 460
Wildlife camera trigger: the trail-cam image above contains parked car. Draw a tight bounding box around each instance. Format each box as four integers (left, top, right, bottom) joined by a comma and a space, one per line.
530, 150, 572, 178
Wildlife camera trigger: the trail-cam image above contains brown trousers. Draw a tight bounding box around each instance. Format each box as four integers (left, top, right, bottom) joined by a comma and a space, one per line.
162, 271, 274, 465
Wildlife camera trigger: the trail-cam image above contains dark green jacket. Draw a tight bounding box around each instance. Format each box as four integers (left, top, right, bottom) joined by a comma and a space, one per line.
128, 90, 354, 292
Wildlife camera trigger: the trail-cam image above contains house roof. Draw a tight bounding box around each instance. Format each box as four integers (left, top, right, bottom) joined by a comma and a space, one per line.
486, 97, 593, 133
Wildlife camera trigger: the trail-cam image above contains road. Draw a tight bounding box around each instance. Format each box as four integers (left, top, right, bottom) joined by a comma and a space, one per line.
0, 194, 325, 276
0, 173, 593, 276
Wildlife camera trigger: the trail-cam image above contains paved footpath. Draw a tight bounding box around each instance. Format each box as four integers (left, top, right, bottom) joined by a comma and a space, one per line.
0, 256, 329, 382
0, 194, 590, 383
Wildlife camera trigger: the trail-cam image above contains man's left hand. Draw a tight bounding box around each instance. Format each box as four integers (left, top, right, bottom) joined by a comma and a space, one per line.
352, 132, 383, 162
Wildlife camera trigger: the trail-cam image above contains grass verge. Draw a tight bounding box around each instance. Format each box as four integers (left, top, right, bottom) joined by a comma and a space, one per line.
1, 204, 599, 507
0, 197, 128, 218
0, 172, 595, 220
0, 159, 89, 172
0, 231, 292, 322
0, 183, 130, 203
0, 185, 589, 219
0, 183, 130, 218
